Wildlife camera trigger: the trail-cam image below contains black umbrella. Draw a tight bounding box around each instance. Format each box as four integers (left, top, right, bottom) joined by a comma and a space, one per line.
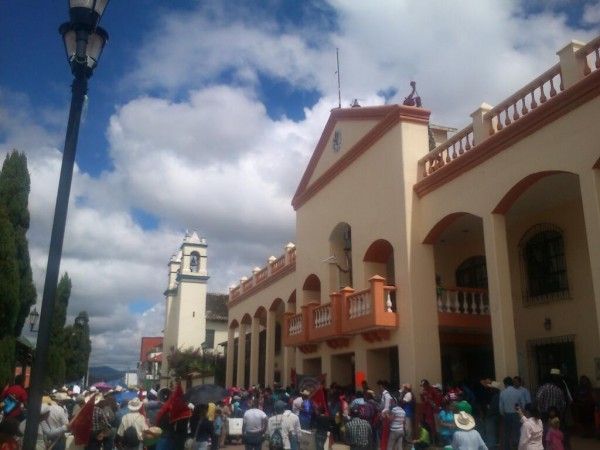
182, 384, 228, 405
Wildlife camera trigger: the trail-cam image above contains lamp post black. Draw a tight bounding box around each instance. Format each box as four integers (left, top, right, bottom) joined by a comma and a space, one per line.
22, 1, 110, 448
200, 342, 208, 385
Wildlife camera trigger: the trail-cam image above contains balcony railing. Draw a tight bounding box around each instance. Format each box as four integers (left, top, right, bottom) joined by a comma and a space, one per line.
437, 286, 491, 330
283, 275, 398, 347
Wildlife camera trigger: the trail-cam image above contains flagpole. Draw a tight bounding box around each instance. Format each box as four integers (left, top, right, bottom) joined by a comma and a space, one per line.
336, 48, 341, 108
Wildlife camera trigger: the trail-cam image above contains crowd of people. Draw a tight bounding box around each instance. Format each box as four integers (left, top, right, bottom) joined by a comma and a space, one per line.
0, 368, 598, 450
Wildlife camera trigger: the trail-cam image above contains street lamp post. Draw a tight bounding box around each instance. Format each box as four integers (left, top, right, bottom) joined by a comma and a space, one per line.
22, 1, 110, 449
200, 342, 208, 385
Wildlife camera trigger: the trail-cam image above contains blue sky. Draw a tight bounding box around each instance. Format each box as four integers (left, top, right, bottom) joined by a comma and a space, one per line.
1, 0, 598, 369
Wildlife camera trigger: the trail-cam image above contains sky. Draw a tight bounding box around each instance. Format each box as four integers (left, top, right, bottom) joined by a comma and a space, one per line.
1, 0, 599, 372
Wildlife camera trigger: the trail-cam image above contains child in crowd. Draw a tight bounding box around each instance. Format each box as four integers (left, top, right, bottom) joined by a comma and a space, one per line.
212, 408, 223, 450
545, 417, 564, 450
411, 419, 431, 450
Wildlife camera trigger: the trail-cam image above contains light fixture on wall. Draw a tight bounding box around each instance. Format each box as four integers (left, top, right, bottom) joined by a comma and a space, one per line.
544, 317, 552, 331
322, 255, 350, 273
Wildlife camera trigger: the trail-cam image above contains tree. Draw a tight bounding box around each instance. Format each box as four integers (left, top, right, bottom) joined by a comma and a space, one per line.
64, 311, 91, 383
0, 209, 19, 384
45, 273, 72, 389
0, 150, 37, 337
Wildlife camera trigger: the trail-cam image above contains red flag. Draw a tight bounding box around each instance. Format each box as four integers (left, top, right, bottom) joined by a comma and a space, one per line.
155, 383, 191, 426
70, 393, 96, 446
310, 386, 328, 416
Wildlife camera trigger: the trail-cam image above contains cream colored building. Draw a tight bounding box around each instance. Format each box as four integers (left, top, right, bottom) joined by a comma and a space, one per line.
225, 37, 600, 393
160, 231, 229, 384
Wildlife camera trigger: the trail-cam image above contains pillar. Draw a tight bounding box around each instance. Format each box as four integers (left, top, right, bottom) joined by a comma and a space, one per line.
483, 213, 519, 379
249, 316, 260, 386
265, 310, 276, 387
236, 322, 247, 388
226, 327, 235, 388
579, 169, 600, 344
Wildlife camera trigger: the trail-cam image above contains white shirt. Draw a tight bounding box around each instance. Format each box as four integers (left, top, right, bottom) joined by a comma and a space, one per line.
243, 408, 267, 433
292, 397, 303, 415
283, 410, 301, 439
117, 411, 148, 441
268, 414, 290, 449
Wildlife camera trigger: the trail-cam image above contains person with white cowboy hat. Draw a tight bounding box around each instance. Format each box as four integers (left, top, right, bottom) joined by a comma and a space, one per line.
450, 411, 487, 449
117, 397, 158, 450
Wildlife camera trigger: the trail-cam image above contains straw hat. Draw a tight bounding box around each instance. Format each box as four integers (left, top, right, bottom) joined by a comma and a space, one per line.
454, 411, 476, 431
128, 397, 143, 411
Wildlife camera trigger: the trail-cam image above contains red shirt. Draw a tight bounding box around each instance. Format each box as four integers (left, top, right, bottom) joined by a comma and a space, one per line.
2, 385, 27, 418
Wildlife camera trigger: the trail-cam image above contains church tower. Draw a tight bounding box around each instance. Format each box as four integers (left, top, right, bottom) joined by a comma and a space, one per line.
161, 231, 209, 382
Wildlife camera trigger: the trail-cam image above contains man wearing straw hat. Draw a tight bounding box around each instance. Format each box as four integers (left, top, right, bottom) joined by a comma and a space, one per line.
451, 411, 487, 450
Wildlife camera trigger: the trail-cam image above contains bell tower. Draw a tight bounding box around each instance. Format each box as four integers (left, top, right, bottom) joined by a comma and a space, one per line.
161, 231, 209, 383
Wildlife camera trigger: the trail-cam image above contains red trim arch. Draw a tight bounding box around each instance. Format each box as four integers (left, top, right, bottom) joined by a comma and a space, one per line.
493, 171, 565, 214
423, 212, 467, 244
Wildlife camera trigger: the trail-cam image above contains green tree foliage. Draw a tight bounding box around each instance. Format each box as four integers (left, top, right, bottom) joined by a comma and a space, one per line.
167, 346, 214, 378
0, 210, 19, 384
45, 273, 72, 389
0, 150, 37, 337
64, 311, 92, 383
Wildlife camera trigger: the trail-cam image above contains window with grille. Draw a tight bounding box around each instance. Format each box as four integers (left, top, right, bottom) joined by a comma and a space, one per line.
519, 224, 569, 305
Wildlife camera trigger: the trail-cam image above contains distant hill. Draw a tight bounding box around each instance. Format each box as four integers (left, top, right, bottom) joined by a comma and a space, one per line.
88, 365, 127, 384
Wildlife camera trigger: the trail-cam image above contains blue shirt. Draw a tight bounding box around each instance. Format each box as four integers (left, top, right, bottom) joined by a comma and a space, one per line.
499, 386, 523, 415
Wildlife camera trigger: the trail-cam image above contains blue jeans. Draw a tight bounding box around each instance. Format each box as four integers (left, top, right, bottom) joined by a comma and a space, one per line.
290, 434, 299, 450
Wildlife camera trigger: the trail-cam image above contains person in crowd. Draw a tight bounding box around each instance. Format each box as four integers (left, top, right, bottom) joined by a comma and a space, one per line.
1, 375, 28, 422
267, 400, 287, 450
218, 400, 231, 448
40, 403, 69, 450
398, 383, 415, 443
242, 398, 267, 450
190, 404, 213, 450
451, 411, 487, 450
47, 394, 70, 450
453, 391, 472, 415
545, 417, 564, 450
573, 375, 595, 438
291, 392, 302, 416
385, 399, 405, 450
437, 400, 456, 447
512, 377, 531, 406
71, 394, 86, 419
116, 397, 154, 450
281, 401, 301, 450
536, 372, 566, 422
419, 379, 441, 445
411, 419, 432, 450
498, 377, 522, 450
88, 396, 113, 450
345, 407, 372, 450
298, 390, 312, 431
212, 407, 223, 450
479, 379, 500, 450
516, 403, 543, 450
313, 406, 333, 450
0, 417, 22, 450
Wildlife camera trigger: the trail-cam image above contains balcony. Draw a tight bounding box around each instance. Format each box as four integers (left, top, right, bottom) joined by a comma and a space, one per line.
437, 286, 491, 331
283, 275, 398, 349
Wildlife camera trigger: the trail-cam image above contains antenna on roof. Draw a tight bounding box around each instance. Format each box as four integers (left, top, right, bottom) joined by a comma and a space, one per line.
336, 48, 341, 108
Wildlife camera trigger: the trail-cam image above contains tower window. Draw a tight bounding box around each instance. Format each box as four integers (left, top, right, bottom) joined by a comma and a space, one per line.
190, 252, 199, 272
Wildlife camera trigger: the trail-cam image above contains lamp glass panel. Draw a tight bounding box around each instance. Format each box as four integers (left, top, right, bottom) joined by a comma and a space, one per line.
62, 29, 77, 60
85, 30, 107, 67
70, 0, 110, 16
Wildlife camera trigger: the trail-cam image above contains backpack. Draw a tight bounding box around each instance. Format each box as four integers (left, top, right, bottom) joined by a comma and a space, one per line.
270, 417, 284, 450
122, 425, 140, 448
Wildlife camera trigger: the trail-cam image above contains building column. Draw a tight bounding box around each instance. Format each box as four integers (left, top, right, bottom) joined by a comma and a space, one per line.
265, 310, 276, 387
249, 316, 260, 386
283, 346, 294, 387
579, 169, 600, 343
483, 213, 519, 379
236, 322, 247, 388
226, 326, 235, 388
353, 347, 368, 390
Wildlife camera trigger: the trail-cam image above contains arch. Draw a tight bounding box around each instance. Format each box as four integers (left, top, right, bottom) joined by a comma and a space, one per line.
303, 274, 321, 291
229, 319, 240, 329
423, 212, 467, 244
190, 251, 200, 272
269, 298, 284, 312
288, 290, 296, 304
254, 306, 267, 318
241, 313, 252, 325
493, 171, 566, 214
364, 239, 394, 262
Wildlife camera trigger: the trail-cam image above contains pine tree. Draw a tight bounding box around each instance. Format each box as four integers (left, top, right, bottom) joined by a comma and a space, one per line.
0, 150, 37, 337
64, 311, 92, 383
45, 273, 72, 389
0, 209, 19, 384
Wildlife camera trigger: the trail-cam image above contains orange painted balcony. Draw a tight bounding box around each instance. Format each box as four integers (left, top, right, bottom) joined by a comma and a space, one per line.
283, 275, 398, 348
437, 286, 491, 331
